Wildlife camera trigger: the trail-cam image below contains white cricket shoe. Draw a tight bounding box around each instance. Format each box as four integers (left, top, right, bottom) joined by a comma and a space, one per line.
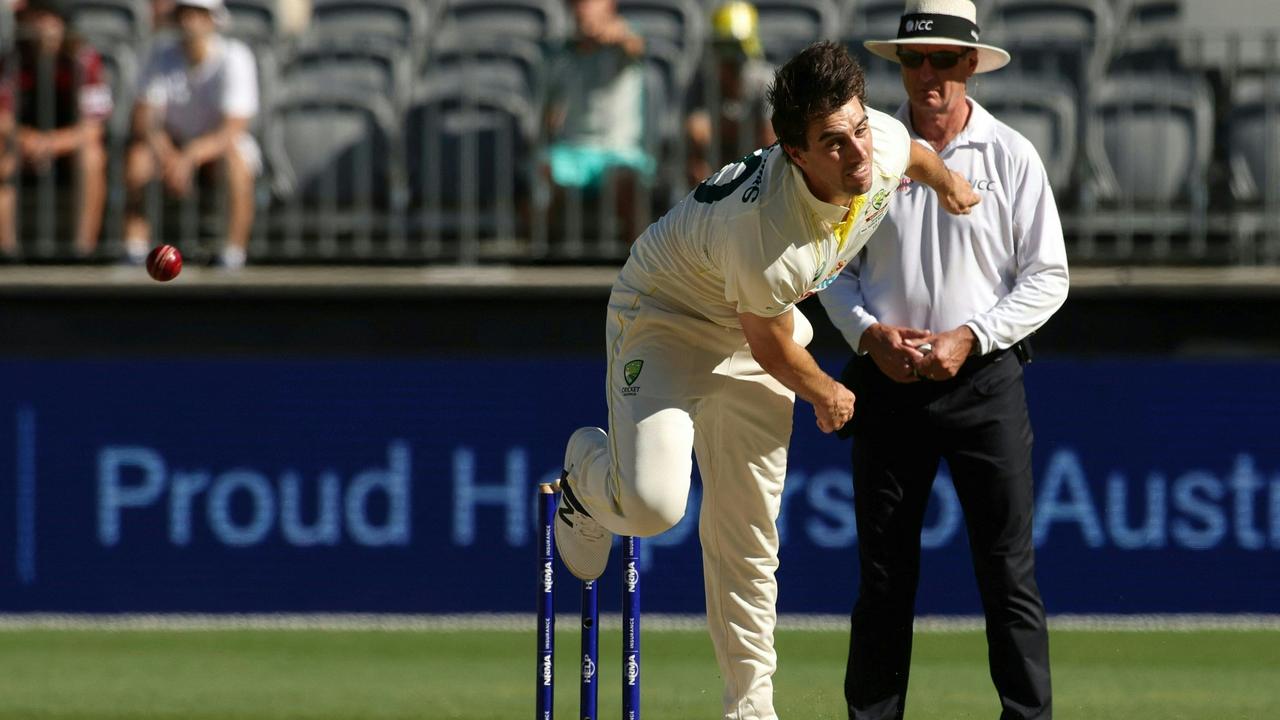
555, 427, 613, 580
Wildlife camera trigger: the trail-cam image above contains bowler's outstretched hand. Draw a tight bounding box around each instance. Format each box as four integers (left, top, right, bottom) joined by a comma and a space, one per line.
939, 170, 981, 215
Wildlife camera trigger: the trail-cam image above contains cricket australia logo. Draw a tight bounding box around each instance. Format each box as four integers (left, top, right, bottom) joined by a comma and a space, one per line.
621, 359, 644, 397
582, 654, 597, 682
864, 189, 891, 224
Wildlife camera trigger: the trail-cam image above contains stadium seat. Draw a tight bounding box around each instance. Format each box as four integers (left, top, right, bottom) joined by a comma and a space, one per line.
751, 0, 841, 64
1225, 75, 1280, 259
1, 3, 11, 48
225, 0, 280, 47
426, 34, 545, 105
1085, 72, 1212, 205
1227, 76, 1280, 205
84, 40, 139, 143
438, 0, 570, 46
309, 0, 434, 65
64, 0, 149, 46
617, 0, 705, 88
403, 78, 538, 257
1075, 71, 1213, 258
841, 0, 909, 40
281, 38, 412, 110
983, 0, 1115, 98
631, 38, 685, 143
1108, 0, 1184, 72
971, 74, 1077, 194
263, 86, 405, 255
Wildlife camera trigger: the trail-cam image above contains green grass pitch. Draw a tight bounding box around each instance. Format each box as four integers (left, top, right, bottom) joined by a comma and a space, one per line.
0, 627, 1277, 719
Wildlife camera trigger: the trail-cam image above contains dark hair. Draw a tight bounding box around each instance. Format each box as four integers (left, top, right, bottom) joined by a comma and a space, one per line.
767, 41, 867, 153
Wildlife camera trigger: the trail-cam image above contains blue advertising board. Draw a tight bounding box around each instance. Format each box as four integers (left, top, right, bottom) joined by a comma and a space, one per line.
1, 358, 1277, 615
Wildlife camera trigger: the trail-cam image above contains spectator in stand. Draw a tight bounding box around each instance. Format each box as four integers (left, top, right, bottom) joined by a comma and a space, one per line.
543, 0, 653, 242
0, 0, 111, 259
125, 0, 259, 268
151, 0, 177, 30
684, 0, 775, 187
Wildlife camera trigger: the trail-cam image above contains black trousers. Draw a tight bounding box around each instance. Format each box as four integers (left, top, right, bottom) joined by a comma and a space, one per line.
840, 349, 1052, 720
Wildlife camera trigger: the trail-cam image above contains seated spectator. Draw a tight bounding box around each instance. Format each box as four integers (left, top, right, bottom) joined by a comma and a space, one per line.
543, 0, 653, 242
125, 0, 258, 268
0, 0, 111, 259
684, 0, 775, 188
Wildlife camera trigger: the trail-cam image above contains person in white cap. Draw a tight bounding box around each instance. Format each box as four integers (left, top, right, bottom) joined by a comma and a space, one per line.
819, 1, 1067, 718
124, 0, 259, 269
555, 41, 981, 720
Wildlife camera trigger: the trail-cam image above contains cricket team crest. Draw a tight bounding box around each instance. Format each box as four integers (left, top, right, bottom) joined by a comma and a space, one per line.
621, 359, 644, 396
864, 188, 891, 225
624, 360, 644, 386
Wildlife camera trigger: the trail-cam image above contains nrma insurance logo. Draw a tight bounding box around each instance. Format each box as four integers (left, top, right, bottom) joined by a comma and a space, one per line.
625, 654, 639, 686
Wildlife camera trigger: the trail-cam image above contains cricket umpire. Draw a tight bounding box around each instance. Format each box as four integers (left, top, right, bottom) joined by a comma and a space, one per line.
818, 1, 1069, 718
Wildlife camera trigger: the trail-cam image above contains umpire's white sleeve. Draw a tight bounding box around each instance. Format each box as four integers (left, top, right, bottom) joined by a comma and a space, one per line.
819, 255, 880, 355
963, 141, 1070, 355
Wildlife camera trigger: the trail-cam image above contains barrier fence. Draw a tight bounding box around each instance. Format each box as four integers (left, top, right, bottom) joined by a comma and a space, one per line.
2, 8, 1278, 264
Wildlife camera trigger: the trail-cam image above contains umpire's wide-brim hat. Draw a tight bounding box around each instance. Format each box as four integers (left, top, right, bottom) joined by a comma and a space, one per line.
864, 0, 1010, 74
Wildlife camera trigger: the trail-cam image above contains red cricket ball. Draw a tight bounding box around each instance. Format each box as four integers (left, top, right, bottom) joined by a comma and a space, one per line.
146, 244, 182, 282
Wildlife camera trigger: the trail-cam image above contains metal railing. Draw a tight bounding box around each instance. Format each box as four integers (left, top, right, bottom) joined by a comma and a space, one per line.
1, 17, 1278, 266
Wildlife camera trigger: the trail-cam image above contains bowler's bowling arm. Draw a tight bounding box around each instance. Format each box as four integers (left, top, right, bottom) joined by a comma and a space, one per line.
739, 310, 853, 433
905, 141, 980, 215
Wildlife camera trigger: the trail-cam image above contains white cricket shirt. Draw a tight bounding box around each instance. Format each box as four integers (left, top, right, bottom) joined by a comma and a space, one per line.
618, 107, 912, 329
139, 35, 261, 171
819, 98, 1069, 355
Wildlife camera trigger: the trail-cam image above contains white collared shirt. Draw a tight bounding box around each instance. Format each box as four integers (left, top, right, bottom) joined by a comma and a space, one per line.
619, 107, 911, 329
139, 35, 260, 171
819, 98, 1069, 355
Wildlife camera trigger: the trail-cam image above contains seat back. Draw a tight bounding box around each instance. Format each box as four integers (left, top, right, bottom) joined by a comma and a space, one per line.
972, 74, 1078, 192
1227, 77, 1280, 203
310, 0, 430, 62
1087, 72, 1212, 205
282, 39, 412, 108
439, 0, 569, 44
268, 88, 400, 206
617, 0, 704, 86
427, 34, 545, 103
751, 0, 840, 63
225, 0, 280, 47
404, 79, 537, 244
65, 0, 149, 45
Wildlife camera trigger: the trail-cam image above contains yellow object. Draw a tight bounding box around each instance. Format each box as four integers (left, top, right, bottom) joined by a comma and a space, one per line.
832, 194, 867, 252
711, 1, 764, 59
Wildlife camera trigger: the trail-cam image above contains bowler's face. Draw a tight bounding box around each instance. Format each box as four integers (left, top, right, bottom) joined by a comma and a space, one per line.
786, 96, 874, 206
900, 43, 977, 114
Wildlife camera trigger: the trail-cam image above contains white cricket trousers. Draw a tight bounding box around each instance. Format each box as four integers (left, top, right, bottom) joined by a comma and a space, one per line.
566, 283, 813, 720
